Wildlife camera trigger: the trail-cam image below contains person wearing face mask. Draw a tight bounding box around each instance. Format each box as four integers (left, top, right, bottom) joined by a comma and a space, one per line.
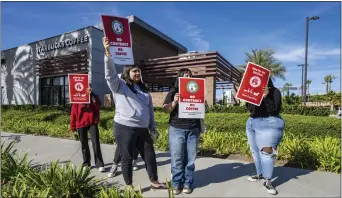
162, 68, 201, 195
70, 85, 105, 172
245, 78, 284, 195
102, 37, 166, 190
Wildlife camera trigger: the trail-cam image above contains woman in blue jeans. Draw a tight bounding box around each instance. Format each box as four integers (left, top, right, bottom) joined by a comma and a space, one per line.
245, 78, 284, 195
162, 68, 201, 195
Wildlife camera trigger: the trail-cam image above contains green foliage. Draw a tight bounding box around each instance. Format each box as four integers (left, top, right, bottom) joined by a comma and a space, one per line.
283, 93, 301, 105
1, 140, 152, 198
205, 104, 331, 117
238, 48, 286, 80
309, 92, 341, 106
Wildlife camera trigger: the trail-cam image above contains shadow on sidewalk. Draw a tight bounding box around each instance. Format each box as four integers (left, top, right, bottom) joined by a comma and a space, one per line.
193, 162, 255, 188
272, 166, 313, 188
194, 162, 314, 189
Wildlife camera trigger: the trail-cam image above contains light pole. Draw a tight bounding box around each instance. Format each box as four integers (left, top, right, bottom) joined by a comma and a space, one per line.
298, 64, 304, 99
303, 16, 319, 106
298, 64, 308, 102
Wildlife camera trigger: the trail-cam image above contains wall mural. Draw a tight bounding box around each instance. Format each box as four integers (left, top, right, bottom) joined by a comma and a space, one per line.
1, 28, 92, 105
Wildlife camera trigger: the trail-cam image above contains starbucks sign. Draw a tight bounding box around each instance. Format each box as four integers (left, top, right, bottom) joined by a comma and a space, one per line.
36, 35, 89, 54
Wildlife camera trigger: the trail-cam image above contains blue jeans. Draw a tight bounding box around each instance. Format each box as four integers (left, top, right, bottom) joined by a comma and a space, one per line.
246, 116, 284, 180
169, 126, 200, 189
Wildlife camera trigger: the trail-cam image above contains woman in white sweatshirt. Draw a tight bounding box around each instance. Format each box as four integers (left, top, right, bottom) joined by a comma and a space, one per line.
103, 37, 166, 190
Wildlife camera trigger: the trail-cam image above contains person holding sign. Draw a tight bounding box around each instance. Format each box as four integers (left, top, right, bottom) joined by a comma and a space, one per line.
102, 37, 166, 190
245, 78, 284, 195
70, 85, 105, 172
162, 68, 201, 195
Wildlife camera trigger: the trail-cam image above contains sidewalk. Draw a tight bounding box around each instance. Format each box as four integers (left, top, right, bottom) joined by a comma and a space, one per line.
1, 132, 340, 197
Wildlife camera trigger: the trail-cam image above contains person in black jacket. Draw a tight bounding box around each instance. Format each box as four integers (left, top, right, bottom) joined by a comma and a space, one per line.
245, 78, 284, 195
162, 68, 201, 195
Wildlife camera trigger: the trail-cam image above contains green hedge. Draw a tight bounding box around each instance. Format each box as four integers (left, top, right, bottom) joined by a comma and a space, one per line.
1, 108, 340, 173
1, 141, 155, 198
1, 104, 332, 117
207, 105, 331, 116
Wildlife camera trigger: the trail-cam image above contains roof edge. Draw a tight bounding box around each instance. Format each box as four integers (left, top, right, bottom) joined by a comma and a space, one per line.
127, 15, 187, 53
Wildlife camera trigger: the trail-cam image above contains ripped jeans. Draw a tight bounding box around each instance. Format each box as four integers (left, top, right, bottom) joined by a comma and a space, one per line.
246, 116, 284, 180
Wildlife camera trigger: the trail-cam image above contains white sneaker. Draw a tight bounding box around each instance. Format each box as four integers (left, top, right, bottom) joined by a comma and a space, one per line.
108, 164, 119, 178
98, 167, 105, 172
263, 180, 278, 195
133, 160, 139, 171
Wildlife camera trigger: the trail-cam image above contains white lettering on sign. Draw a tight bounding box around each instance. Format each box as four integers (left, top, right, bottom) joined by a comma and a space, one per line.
110, 41, 129, 47
182, 98, 202, 103
36, 35, 89, 54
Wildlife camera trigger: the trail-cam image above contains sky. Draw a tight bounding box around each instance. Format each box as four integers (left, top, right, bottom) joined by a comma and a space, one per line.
1, 1, 341, 98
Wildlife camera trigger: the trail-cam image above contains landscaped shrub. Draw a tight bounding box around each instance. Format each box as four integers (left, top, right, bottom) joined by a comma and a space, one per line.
1, 140, 169, 198
1, 109, 340, 173
1, 104, 332, 116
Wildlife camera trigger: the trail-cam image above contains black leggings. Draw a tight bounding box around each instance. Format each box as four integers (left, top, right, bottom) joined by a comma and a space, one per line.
114, 145, 139, 164
114, 122, 158, 185
77, 125, 104, 168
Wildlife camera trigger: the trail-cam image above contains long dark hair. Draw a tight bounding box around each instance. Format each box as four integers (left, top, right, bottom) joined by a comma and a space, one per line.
267, 78, 277, 96
120, 64, 149, 94
267, 78, 275, 89
173, 68, 193, 90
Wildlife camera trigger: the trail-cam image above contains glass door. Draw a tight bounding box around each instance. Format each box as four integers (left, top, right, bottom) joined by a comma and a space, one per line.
51, 86, 62, 106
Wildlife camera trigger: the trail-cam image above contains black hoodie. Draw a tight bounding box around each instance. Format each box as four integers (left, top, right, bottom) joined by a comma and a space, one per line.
246, 78, 282, 118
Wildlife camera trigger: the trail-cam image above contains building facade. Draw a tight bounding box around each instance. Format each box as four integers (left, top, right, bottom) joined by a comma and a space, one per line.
1, 15, 187, 106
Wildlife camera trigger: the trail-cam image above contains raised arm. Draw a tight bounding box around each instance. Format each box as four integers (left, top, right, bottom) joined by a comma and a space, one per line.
103, 37, 124, 93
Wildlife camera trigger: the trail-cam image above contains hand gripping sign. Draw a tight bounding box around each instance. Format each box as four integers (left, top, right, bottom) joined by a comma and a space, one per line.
68, 74, 90, 104
178, 77, 206, 119
236, 62, 270, 106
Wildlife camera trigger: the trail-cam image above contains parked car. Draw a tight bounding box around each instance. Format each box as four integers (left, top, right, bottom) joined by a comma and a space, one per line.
337, 107, 341, 116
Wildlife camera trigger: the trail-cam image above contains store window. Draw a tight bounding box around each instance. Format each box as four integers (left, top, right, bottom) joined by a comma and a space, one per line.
40, 76, 69, 106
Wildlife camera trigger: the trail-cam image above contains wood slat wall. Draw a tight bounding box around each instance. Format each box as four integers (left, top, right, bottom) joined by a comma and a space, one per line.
140, 51, 242, 86
36, 50, 88, 77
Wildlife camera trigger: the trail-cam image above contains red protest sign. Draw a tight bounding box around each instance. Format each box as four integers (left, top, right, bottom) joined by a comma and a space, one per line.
236, 62, 270, 106
101, 15, 132, 47
68, 74, 90, 104
178, 77, 206, 119
101, 15, 134, 65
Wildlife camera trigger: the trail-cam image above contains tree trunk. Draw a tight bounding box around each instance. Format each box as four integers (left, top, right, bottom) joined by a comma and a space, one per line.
328, 83, 331, 93
326, 83, 329, 94
307, 84, 310, 102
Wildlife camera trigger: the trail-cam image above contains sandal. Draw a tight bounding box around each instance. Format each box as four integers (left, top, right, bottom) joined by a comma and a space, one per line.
150, 183, 167, 190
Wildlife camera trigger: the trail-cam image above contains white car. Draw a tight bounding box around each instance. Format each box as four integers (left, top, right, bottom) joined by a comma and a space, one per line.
337, 107, 341, 116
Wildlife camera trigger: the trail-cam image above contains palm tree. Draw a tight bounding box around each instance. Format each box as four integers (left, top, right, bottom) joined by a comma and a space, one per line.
324, 75, 337, 93
306, 80, 312, 101
280, 87, 286, 96
238, 48, 287, 80
306, 80, 312, 95
283, 83, 292, 97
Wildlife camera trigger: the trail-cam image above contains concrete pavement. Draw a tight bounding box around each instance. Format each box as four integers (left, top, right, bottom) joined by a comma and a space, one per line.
1, 132, 340, 197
